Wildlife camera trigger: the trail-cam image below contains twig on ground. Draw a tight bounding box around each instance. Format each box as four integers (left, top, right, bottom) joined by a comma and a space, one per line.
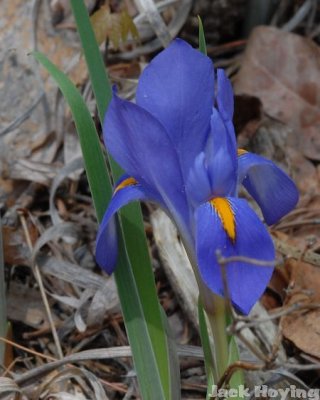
0, 337, 57, 363
231, 302, 320, 331
277, 218, 320, 230
217, 252, 276, 268
18, 211, 64, 360
14, 345, 203, 386
216, 361, 264, 392
273, 236, 320, 267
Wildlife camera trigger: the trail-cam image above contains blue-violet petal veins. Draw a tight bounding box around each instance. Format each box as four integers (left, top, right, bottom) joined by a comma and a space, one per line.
238, 151, 299, 225
96, 176, 163, 273
103, 93, 190, 226
136, 39, 215, 175
196, 197, 275, 314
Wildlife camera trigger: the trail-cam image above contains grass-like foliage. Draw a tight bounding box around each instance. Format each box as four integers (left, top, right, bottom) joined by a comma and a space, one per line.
33, 0, 179, 397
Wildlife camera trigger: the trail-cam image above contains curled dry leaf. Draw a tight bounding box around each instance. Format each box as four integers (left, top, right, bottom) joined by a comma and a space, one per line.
3, 221, 38, 266
90, 5, 139, 49
7, 282, 49, 328
38, 255, 106, 290
32, 222, 80, 261
5, 159, 61, 186
35, 366, 109, 400
87, 278, 120, 327
246, 116, 290, 165
285, 148, 318, 195
0, 377, 22, 398
0, 0, 87, 210
234, 26, 320, 161
49, 157, 84, 225
281, 259, 320, 359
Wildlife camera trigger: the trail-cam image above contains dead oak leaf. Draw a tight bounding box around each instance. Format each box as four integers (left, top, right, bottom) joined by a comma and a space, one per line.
281, 259, 320, 358
234, 26, 320, 161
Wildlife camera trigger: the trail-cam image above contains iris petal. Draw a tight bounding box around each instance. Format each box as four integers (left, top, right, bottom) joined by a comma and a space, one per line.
196, 197, 275, 314
206, 107, 237, 197
103, 93, 190, 226
186, 152, 212, 206
216, 69, 237, 152
96, 176, 162, 274
136, 39, 214, 174
238, 151, 299, 225
216, 69, 234, 122
187, 108, 238, 205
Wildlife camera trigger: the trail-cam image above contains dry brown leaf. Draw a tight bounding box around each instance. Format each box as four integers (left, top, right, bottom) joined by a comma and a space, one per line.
108, 61, 141, 79
5, 159, 62, 186
91, 5, 114, 46
281, 259, 320, 358
90, 5, 139, 50
0, 0, 87, 209
120, 9, 139, 43
7, 282, 48, 328
286, 148, 318, 195
262, 265, 290, 310
3, 222, 37, 266
234, 26, 320, 160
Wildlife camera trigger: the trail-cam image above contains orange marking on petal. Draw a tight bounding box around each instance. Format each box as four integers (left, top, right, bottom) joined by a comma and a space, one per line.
237, 148, 248, 156
210, 197, 236, 243
114, 177, 138, 195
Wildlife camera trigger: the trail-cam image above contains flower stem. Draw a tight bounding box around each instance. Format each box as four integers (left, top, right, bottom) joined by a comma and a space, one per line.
183, 244, 230, 380
205, 292, 229, 380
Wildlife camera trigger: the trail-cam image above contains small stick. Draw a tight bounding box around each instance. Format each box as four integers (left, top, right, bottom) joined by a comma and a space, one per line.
217, 252, 276, 268
216, 361, 264, 392
273, 236, 320, 267
216, 251, 271, 363
0, 337, 57, 363
18, 211, 64, 360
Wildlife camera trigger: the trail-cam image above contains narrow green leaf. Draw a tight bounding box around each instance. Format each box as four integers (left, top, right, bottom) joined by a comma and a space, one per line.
228, 336, 244, 400
33, 51, 171, 399
198, 299, 215, 399
115, 244, 167, 400
198, 16, 207, 55
32, 51, 111, 221
118, 201, 176, 399
0, 217, 7, 363
70, 2, 174, 398
160, 308, 181, 398
70, 1, 112, 124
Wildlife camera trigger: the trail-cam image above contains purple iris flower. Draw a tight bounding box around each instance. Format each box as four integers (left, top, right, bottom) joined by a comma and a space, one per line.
95, 39, 298, 314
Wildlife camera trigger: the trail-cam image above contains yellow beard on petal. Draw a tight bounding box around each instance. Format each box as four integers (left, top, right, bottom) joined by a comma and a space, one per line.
210, 198, 236, 243
237, 148, 248, 156
114, 177, 138, 194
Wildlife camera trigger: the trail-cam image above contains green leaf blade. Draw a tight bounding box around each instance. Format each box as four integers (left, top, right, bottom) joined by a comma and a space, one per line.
228, 336, 244, 400
198, 16, 207, 55
70, 2, 176, 398
198, 299, 215, 399
33, 49, 175, 399
70, 1, 112, 123
32, 51, 111, 221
